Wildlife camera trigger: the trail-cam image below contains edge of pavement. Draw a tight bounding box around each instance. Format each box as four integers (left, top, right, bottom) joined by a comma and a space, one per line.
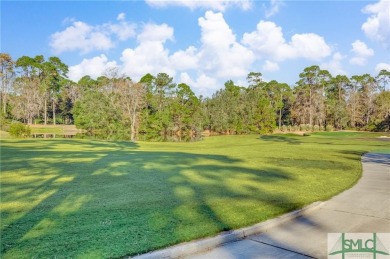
132, 201, 325, 259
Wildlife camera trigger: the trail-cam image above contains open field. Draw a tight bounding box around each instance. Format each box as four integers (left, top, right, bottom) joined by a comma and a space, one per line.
1, 132, 389, 258
29, 124, 82, 134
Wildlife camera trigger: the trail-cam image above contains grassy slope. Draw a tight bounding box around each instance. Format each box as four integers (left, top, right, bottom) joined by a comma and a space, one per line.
0, 130, 10, 140
1, 132, 389, 258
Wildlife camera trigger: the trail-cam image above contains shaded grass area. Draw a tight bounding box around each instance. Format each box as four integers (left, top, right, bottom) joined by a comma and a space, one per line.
1, 132, 389, 258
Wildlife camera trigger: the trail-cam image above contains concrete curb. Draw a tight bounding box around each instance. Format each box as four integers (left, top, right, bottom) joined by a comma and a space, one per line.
132, 201, 325, 259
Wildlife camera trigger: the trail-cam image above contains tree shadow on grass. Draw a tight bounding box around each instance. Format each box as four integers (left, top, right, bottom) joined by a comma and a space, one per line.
337, 150, 373, 163
264, 157, 354, 171
339, 150, 365, 156
1, 139, 309, 258
260, 135, 303, 145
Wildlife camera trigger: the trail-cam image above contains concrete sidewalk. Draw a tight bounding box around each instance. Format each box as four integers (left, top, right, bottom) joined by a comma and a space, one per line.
187, 153, 390, 259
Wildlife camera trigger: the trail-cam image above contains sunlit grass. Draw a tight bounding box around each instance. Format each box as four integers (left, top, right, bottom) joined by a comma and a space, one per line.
0, 130, 10, 140
1, 132, 389, 258
29, 125, 64, 134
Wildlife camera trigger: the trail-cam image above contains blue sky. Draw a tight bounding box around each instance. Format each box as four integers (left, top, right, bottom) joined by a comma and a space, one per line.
2, 0, 390, 96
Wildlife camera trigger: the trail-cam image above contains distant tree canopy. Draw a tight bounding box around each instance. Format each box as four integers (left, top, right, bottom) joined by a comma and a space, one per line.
1, 53, 390, 141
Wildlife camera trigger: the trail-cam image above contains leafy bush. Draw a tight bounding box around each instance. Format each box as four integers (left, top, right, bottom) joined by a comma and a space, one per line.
9, 122, 31, 138
326, 125, 335, 132
299, 124, 312, 131
0, 113, 10, 131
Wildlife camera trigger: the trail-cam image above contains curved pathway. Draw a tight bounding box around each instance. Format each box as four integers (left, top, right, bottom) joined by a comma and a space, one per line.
187, 153, 390, 259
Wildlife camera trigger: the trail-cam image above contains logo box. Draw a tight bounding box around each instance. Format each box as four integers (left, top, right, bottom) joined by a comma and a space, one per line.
328, 233, 390, 259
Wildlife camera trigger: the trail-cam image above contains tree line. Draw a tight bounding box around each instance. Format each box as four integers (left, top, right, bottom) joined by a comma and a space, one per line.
1, 53, 389, 141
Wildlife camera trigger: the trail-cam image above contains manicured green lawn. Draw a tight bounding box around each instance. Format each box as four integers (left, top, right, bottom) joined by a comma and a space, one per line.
1, 132, 389, 258
29, 125, 65, 134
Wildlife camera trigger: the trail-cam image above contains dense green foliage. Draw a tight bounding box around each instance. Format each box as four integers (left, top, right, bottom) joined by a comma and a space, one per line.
8, 122, 31, 138
1, 133, 389, 258
204, 80, 276, 134
72, 91, 125, 133
1, 54, 390, 141
138, 73, 203, 141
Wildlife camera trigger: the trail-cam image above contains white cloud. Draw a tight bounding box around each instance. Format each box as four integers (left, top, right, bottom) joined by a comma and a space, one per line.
120, 12, 255, 94
137, 23, 174, 43
50, 20, 136, 54
117, 12, 126, 21
197, 11, 255, 78
351, 40, 374, 57
120, 24, 176, 80
349, 40, 374, 66
289, 33, 331, 60
145, 0, 252, 12
115, 11, 256, 95
361, 0, 390, 48
321, 52, 347, 75
65, 22, 176, 86
179, 72, 219, 96
262, 60, 279, 72
65, 11, 340, 96
170, 46, 199, 70
50, 21, 113, 54
121, 42, 175, 80
107, 22, 137, 41
242, 21, 289, 60
68, 54, 117, 82
265, 0, 285, 18
375, 62, 390, 73
198, 11, 235, 49
242, 20, 331, 61
171, 11, 255, 94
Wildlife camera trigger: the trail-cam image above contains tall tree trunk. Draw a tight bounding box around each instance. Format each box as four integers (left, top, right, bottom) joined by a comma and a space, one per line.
130, 118, 136, 141
130, 99, 138, 141
309, 87, 313, 126
44, 98, 47, 125
28, 113, 32, 125
352, 94, 356, 128
279, 108, 282, 129
52, 98, 56, 125
2, 93, 6, 114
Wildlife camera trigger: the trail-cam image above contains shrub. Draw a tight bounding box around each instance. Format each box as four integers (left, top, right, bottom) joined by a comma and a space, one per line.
326, 125, 335, 132
0, 113, 10, 131
300, 124, 311, 131
9, 122, 31, 138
